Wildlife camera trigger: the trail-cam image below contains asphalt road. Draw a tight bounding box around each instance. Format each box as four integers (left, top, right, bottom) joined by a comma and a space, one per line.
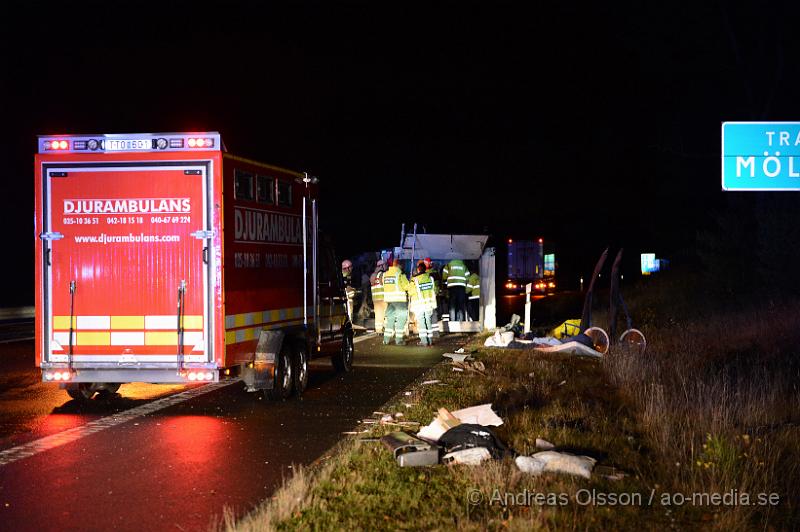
0, 329, 468, 531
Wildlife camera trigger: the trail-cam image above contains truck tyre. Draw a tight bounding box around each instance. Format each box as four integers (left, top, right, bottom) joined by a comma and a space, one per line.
332, 330, 354, 372
292, 342, 309, 396
96, 383, 121, 399
267, 344, 294, 400
66, 383, 95, 401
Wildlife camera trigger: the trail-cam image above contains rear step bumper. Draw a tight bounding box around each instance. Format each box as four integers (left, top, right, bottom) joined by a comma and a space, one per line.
41, 368, 219, 383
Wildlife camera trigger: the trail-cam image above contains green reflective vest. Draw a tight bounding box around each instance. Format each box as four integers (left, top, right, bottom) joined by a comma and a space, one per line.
442, 259, 469, 288
370, 271, 384, 301
409, 272, 436, 312
466, 272, 480, 300
382, 266, 411, 303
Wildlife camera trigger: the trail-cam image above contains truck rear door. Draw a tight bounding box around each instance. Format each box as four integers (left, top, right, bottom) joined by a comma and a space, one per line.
40, 158, 213, 369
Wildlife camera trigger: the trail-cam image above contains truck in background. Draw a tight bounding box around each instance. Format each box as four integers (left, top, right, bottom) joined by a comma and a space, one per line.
504, 238, 556, 294
35, 132, 352, 401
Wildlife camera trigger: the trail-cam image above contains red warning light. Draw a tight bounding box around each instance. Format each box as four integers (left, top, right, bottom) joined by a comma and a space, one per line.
186, 138, 215, 148
508, 238, 513, 244
45, 140, 69, 150
538, 238, 543, 243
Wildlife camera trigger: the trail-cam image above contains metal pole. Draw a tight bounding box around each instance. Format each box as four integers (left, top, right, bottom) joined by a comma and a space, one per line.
68, 280, 76, 371
302, 197, 308, 326
312, 200, 319, 344
407, 223, 417, 338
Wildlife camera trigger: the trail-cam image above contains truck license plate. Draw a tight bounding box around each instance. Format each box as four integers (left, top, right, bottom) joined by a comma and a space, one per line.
105, 139, 152, 151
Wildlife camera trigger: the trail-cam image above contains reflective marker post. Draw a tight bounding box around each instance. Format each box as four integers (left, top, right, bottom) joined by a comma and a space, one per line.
524, 283, 532, 334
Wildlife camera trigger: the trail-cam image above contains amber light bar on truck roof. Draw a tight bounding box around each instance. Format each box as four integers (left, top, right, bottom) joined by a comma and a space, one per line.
37, 132, 221, 154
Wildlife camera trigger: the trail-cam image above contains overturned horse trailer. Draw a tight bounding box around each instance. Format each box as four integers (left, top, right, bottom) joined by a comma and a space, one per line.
393, 232, 496, 332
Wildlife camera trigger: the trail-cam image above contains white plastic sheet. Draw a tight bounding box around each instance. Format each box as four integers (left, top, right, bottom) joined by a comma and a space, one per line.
516, 451, 597, 479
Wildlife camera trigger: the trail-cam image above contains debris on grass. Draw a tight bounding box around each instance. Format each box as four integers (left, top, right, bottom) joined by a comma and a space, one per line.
439, 423, 511, 459
417, 404, 502, 442
535, 437, 555, 450
380, 431, 440, 467
515, 451, 597, 479
442, 447, 492, 466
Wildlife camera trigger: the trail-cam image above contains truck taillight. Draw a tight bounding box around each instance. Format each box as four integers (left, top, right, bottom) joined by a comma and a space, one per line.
44, 140, 69, 150
45, 370, 74, 381
186, 371, 214, 381
187, 137, 214, 148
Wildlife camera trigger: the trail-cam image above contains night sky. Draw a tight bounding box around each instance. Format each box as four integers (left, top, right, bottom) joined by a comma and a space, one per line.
2, 2, 798, 304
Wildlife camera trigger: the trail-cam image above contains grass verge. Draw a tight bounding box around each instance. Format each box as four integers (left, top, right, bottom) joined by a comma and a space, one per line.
227, 293, 799, 531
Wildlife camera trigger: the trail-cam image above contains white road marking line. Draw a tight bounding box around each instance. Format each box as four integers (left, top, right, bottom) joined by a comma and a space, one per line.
354, 332, 378, 344
0, 380, 238, 467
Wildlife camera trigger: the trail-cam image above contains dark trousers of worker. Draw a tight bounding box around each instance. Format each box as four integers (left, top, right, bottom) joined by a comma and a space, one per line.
467, 298, 479, 321
448, 286, 466, 321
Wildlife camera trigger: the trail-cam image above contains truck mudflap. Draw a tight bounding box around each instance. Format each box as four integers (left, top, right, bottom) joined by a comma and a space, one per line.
241, 330, 283, 392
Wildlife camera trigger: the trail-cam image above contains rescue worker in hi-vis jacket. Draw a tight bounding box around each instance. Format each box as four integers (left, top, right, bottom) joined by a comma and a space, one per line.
369, 259, 387, 333
442, 257, 470, 321
409, 262, 437, 346
382, 259, 411, 345
466, 270, 480, 321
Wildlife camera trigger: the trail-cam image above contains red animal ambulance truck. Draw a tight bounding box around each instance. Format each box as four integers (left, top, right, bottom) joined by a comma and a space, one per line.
34, 132, 353, 401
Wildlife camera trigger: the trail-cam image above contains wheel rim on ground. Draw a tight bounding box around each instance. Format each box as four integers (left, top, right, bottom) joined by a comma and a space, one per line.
619, 328, 646, 354
583, 326, 610, 355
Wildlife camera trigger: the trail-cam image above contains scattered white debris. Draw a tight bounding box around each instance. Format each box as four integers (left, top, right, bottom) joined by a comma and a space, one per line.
516, 452, 596, 479
443, 353, 470, 362
451, 404, 504, 427
455, 347, 465, 353
442, 447, 491, 466
535, 438, 555, 450
417, 403, 503, 442
484, 330, 515, 347
420, 380, 441, 386
452, 367, 464, 372
558, 380, 567, 386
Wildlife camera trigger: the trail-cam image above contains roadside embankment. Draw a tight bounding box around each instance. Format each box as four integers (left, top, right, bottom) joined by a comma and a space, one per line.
226, 293, 800, 530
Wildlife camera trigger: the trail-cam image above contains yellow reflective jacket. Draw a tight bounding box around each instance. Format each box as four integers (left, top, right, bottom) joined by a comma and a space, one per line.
382, 266, 411, 303
442, 259, 469, 288
370, 270, 384, 301
466, 272, 480, 300
409, 272, 436, 312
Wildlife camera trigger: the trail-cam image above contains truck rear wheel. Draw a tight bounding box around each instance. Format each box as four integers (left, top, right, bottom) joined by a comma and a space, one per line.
292, 342, 309, 396
332, 330, 354, 372
96, 383, 121, 399
66, 383, 95, 401
267, 345, 294, 400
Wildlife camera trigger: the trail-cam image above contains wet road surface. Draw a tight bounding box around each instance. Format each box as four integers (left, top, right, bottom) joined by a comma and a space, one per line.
0, 331, 467, 531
